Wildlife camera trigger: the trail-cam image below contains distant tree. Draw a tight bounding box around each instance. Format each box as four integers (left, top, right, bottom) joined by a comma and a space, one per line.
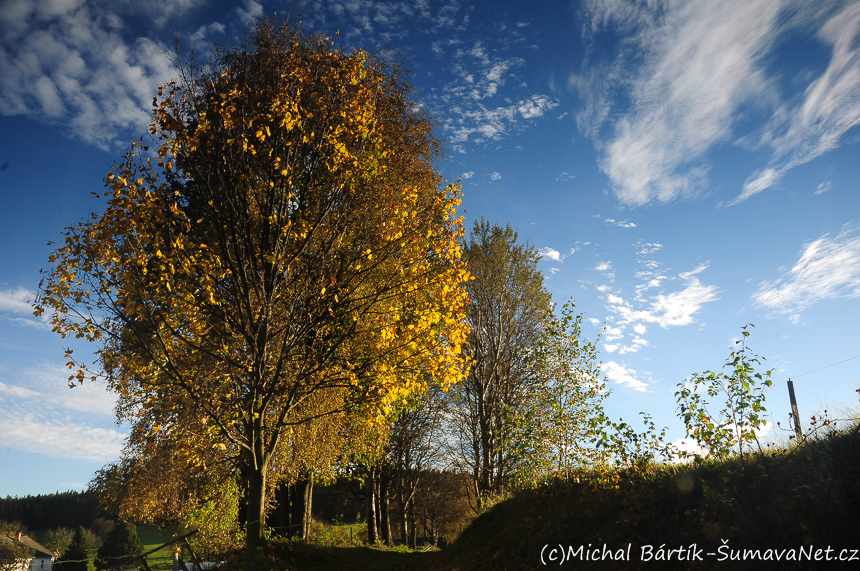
45, 527, 74, 556
413, 470, 471, 547
90, 518, 115, 540
509, 300, 609, 483
53, 526, 88, 571
448, 220, 552, 510
94, 522, 141, 571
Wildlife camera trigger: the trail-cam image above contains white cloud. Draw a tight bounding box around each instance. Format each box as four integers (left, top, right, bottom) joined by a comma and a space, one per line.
0, 0, 176, 149
539, 246, 576, 263
0, 286, 51, 329
606, 267, 719, 328
671, 438, 707, 460
729, 2, 860, 204
0, 415, 124, 460
580, 0, 782, 205
633, 324, 647, 335
604, 326, 624, 341
517, 94, 558, 118
0, 361, 123, 461
753, 225, 860, 316
814, 180, 832, 195
603, 360, 649, 391
0, 363, 117, 417
588, 317, 601, 327
539, 247, 562, 261
594, 261, 612, 272
679, 263, 709, 279
605, 218, 637, 228
734, 167, 782, 204
636, 241, 663, 256
461, 171, 474, 179
489, 171, 501, 181
0, 286, 33, 314
236, 0, 262, 26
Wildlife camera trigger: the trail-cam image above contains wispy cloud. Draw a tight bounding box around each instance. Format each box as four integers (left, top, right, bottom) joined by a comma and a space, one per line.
0, 415, 124, 461
731, 2, 860, 203
0, 286, 50, 329
578, 0, 781, 205
753, 225, 860, 319
236, 0, 262, 26
0, 286, 33, 314
0, 361, 123, 461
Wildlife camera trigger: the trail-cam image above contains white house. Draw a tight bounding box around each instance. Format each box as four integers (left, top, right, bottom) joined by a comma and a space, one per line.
2, 533, 58, 571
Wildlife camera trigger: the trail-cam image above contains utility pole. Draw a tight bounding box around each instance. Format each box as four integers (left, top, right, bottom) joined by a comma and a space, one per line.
787, 379, 802, 441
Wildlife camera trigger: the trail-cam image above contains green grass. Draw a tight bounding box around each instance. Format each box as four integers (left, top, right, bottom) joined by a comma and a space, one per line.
137, 525, 177, 569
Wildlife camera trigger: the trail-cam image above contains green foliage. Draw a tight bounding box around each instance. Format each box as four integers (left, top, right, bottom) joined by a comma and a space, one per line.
510, 300, 608, 484
54, 526, 89, 571
94, 521, 142, 571
601, 412, 674, 469
45, 527, 74, 556
0, 521, 32, 571
180, 478, 244, 560
675, 324, 773, 461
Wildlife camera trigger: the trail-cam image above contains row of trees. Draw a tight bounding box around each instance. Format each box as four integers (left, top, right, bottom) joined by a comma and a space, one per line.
0, 491, 100, 530
36, 14, 726, 554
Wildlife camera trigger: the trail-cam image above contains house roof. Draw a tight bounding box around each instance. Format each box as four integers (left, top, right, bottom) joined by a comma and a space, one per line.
3, 534, 56, 559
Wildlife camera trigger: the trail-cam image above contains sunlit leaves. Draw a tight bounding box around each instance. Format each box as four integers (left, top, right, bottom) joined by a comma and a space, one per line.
675, 324, 773, 461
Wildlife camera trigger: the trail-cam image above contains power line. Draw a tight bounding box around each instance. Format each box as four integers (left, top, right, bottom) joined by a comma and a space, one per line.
770, 353, 860, 387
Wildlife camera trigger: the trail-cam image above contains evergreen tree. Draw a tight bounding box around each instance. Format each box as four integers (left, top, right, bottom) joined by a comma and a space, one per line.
53, 526, 88, 571
94, 521, 141, 571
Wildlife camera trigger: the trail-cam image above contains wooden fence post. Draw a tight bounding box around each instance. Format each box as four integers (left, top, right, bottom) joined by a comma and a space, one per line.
787, 379, 802, 440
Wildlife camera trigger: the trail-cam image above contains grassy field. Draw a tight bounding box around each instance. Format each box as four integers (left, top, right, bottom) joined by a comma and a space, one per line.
137, 525, 177, 569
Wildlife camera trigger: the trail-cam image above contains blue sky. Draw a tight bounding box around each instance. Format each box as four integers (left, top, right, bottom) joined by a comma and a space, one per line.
1, 0, 859, 497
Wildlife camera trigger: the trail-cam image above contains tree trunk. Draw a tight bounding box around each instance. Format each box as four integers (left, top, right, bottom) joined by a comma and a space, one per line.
290, 477, 314, 540
271, 481, 290, 536
398, 474, 408, 545
366, 465, 377, 544
408, 506, 416, 549
374, 469, 382, 539
245, 463, 267, 550
380, 468, 392, 546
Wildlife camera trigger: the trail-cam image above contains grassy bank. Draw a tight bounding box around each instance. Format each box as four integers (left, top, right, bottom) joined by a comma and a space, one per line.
217, 422, 860, 570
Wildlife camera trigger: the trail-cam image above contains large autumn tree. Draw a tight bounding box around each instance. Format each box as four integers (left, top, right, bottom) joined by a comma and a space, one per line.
35, 18, 470, 548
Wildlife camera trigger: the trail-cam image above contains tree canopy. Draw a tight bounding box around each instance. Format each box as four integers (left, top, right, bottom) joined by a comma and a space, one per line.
448, 220, 552, 508
36, 18, 470, 547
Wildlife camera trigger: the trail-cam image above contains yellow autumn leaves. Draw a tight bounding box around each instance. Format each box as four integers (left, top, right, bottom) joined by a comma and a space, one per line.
36, 18, 471, 543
